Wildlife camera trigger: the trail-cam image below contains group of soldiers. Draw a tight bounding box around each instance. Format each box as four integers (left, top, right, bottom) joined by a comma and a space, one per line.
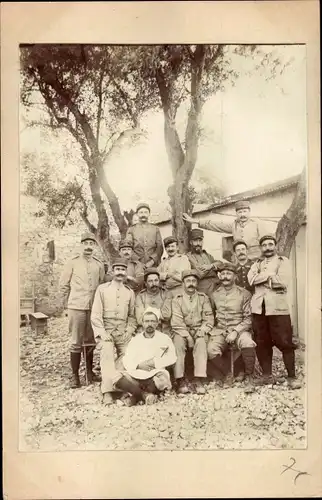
60, 200, 301, 407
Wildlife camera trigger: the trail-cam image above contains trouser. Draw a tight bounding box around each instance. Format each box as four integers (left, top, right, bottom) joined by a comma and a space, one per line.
98, 333, 131, 394
173, 334, 207, 379
252, 304, 296, 377
207, 328, 256, 377
68, 309, 95, 354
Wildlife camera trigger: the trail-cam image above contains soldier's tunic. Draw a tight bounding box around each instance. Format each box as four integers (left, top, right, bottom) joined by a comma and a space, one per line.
171, 291, 215, 379
208, 285, 255, 359
126, 222, 163, 267
248, 255, 295, 376
135, 288, 171, 335
91, 280, 136, 394
60, 254, 105, 353
104, 258, 145, 293
235, 259, 255, 294
158, 253, 191, 298
187, 250, 221, 297
199, 218, 266, 261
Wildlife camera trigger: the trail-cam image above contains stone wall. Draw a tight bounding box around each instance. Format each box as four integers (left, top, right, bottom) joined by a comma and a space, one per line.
20, 195, 106, 316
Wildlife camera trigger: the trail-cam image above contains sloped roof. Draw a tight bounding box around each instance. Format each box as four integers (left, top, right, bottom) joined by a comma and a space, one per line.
156, 174, 301, 225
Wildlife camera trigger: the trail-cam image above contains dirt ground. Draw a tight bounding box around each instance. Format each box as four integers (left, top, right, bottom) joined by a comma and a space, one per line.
19, 317, 306, 451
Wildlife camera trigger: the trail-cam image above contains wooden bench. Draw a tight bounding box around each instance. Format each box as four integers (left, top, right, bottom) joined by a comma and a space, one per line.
20, 296, 36, 327
30, 312, 49, 334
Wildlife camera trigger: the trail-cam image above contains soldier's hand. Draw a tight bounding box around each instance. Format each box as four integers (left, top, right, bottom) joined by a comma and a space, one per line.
226, 330, 238, 344
182, 213, 194, 224
187, 334, 194, 349
200, 264, 212, 273
145, 259, 154, 268
138, 359, 155, 371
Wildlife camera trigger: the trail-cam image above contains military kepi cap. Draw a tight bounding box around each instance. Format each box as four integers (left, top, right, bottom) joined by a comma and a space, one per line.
164, 236, 178, 247
182, 269, 200, 280
190, 228, 204, 240
219, 262, 237, 273
136, 202, 151, 213
144, 267, 160, 279
112, 258, 128, 269
119, 239, 133, 249
259, 234, 277, 246
233, 239, 248, 251
81, 232, 97, 243
235, 200, 250, 211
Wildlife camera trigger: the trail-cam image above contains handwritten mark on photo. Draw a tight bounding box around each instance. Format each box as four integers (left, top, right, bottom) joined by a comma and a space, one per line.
281, 457, 310, 485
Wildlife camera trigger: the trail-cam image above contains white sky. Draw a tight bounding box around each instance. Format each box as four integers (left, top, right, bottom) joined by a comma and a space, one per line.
20, 45, 307, 212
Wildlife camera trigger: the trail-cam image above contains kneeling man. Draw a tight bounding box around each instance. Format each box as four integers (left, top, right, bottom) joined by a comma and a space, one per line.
121, 307, 177, 405
208, 262, 256, 392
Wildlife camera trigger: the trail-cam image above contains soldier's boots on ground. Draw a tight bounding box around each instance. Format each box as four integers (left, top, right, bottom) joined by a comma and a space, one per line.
85, 349, 101, 384
102, 393, 114, 405
194, 377, 207, 395
70, 352, 81, 389
241, 347, 256, 393
287, 377, 302, 390
176, 378, 190, 394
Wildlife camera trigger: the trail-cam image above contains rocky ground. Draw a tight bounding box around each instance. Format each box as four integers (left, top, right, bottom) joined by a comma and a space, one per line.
20, 317, 306, 451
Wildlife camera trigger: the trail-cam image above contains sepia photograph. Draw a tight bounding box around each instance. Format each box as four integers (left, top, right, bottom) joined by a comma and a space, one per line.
18, 42, 308, 452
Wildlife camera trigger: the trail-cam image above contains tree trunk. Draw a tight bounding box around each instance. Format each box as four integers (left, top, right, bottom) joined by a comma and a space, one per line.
168, 168, 194, 253
276, 168, 306, 257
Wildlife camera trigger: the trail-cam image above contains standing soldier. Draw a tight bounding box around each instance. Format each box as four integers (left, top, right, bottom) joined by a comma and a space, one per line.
135, 268, 171, 335
183, 200, 267, 261
158, 236, 191, 298
60, 232, 105, 389
126, 202, 163, 268
233, 240, 255, 294
91, 258, 137, 405
104, 239, 145, 293
171, 269, 215, 395
248, 235, 301, 389
186, 228, 222, 297
208, 262, 256, 392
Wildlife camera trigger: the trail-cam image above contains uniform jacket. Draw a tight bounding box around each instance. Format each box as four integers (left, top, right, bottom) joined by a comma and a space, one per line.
104, 258, 145, 292
171, 291, 214, 338
158, 253, 191, 293
187, 250, 221, 295
135, 288, 169, 327
199, 218, 266, 260
247, 254, 290, 315
210, 284, 252, 334
60, 254, 105, 310
90, 280, 136, 341
123, 330, 177, 379
126, 222, 163, 266
235, 259, 255, 294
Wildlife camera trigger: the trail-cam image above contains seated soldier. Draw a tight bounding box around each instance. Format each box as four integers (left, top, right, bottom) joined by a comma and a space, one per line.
104, 239, 145, 293
158, 236, 191, 298
171, 269, 214, 395
135, 268, 171, 335
120, 307, 177, 406
208, 262, 256, 393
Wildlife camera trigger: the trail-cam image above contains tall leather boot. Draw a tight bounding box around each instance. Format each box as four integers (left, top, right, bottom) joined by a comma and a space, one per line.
85, 348, 101, 383
282, 350, 301, 389
209, 355, 226, 381
241, 348, 256, 393
70, 352, 81, 389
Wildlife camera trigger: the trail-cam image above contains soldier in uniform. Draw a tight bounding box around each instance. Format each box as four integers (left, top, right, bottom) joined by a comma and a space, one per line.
135, 268, 171, 335
183, 200, 267, 261
233, 240, 255, 294
186, 228, 222, 297
158, 236, 191, 298
126, 202, 163, 268
60, 232, 105, 388
171, 269, 215, 395
208, 262, 256, 392
248, 235, 301, 389
91, 258, 137, 405
104, 239, 145, 293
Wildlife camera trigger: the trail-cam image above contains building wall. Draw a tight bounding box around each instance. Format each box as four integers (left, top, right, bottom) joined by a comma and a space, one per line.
158, 185, 306, 342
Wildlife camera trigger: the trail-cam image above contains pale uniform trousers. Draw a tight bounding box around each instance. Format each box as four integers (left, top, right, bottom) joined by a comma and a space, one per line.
208, 285, 256, 359
199, 218, 269, 261
126, 222, 164, 267
59, 254, 105, 353
186, 250, 222, 297
171, 291, 215, 379
91, 280, 136, 394
158, 253, 191, 299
